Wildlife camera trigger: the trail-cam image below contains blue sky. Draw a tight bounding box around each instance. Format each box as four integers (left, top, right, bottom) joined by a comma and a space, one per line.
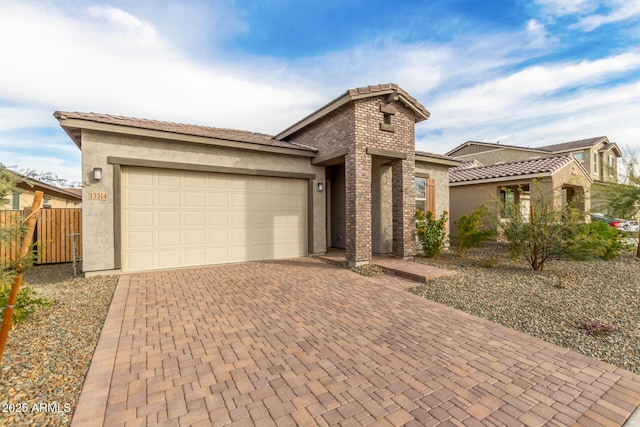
1, 0, 639, 184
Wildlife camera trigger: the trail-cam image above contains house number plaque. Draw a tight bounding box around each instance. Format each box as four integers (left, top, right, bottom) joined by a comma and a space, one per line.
89, 192, 108, 200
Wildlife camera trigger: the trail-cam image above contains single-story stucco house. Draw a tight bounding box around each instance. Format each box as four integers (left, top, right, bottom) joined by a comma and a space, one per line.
2, 172, 82, 210
55, 83, 461, 275
448, 155, 592, 236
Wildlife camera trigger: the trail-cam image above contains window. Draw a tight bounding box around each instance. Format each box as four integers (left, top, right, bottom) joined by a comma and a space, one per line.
12, 192, 20, 209
500, 189, 516, 218
593, 153, 598, 174
573, 152, 583, 162
608, 156, 615, 176
499, 185, 529, 218
415, 177, 435, 214
415, 177, 426, 213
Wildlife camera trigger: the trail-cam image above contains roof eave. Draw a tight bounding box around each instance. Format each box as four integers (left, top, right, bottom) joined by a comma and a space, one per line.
415, 154, 461, 167
57, 118, 316, 157
450, 172, 551, 186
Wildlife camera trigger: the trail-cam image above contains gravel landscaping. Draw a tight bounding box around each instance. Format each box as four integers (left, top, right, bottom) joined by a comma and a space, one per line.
0, 264, 117, 427
411, 243, 640, 374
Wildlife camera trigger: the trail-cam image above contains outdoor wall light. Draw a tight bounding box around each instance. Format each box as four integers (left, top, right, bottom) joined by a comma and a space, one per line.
317, 182, 324, 192
93, 167, 103, 181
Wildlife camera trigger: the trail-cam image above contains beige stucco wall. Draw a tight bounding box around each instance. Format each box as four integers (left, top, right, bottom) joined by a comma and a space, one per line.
449, 164, 592, 236
80, 130, 325, 274
415, 161, 451, 228
3, 188, 80, 209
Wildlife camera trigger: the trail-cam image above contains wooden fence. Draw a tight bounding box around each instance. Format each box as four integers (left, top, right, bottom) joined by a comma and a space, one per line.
0, 208, 82, 266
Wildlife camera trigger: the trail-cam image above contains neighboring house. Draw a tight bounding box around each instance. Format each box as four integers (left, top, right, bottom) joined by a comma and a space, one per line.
446, 136, 622, 184
1, 173, 81, 210
448, 156, 592, 236
55, 83, 461, 275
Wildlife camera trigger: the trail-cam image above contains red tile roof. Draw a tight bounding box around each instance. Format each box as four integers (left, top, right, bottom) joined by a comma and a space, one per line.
450, 155, 576, 183
54, 111, 317, 152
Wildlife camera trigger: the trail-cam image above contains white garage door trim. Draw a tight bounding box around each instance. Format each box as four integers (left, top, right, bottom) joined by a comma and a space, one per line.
121, 166, 309, 272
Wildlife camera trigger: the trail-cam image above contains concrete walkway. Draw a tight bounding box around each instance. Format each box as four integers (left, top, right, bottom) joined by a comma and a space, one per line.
317, 249, 456, 284
73, 258, 640, 426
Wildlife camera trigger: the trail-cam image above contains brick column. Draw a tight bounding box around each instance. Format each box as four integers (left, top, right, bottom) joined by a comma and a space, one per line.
392, 157, 416, 259
345, 150, 372, 267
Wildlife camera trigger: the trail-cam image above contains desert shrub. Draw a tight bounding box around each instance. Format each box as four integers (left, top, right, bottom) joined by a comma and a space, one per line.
453, 205, 495, 256
416, 210, 448, 258
0, 283, 50, 328
580, 320, 616, 336
563, 220, 625, 261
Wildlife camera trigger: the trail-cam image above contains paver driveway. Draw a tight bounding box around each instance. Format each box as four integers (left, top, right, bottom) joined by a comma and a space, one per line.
73, 258, 640, 426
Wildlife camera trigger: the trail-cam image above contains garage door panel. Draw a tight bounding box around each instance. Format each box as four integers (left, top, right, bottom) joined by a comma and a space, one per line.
128, 231, 153, 249
127, 190, 153, 207
208, 193, 228, 208
122, 167, 307, 272
207, 228, 228, 244
127, 211, 152, 228
184, 191, 205, 208
208, 211, 228, 226
183, 173, 206, 188
156, 172, 180, 187
183, 230, 206, 246
157, 211, 180, 227
183, 211, 205, 226
156, 250, 180, 268
157, 190, 180, 207
157, 230, 179, 247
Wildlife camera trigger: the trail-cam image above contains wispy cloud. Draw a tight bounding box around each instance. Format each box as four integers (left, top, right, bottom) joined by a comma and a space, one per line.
534, 0, 640, 31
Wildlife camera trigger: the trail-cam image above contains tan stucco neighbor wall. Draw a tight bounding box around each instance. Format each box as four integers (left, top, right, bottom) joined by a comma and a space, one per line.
449, 167, 591, 237
80, 130, 324, 274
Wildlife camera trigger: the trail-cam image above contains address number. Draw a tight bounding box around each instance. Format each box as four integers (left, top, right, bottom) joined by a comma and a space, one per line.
89, 192, 108, 200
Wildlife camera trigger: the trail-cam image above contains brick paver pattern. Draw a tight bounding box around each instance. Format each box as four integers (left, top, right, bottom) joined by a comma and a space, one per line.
73, 258, 640, 426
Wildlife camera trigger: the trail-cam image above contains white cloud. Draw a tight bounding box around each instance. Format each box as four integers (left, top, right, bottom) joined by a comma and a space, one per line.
0, 1, 318, 134
535, 0, 599, 17
574, 1, 640, 31
535, 0, 640, 31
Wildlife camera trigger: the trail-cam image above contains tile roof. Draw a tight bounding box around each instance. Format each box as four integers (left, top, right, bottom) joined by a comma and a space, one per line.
348, 83, 429, 119
536, 136, 607, 152
54, 111, 317, 152
451, 160, 484, 170
449, 155, 575, 183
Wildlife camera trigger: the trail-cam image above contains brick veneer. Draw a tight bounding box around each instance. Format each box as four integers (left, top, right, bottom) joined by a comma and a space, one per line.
290, 90, 419, 265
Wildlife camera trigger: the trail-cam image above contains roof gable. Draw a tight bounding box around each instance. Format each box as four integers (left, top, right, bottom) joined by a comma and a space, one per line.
275, 83, 429, 141
536, 136, 608, 152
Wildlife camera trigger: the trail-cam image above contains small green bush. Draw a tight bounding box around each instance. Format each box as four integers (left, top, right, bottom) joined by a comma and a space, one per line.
453, 205, 495, 256
563, 220, 624, 261
416, 210, 448, 258
0, 283, 51, 328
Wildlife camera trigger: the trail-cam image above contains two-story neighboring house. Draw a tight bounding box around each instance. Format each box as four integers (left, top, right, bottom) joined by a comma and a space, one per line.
534, 137, 622, 184
445, 137, 622, 234
446, 136, 622, 184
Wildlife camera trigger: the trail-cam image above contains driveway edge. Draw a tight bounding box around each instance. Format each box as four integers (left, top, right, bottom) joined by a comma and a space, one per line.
71, 275, 130, 427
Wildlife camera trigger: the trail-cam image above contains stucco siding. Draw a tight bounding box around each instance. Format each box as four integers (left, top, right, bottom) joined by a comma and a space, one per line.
80, 130, 324, 273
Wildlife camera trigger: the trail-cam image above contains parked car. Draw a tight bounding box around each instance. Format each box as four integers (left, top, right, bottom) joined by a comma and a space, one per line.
590, 213, 639, 232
